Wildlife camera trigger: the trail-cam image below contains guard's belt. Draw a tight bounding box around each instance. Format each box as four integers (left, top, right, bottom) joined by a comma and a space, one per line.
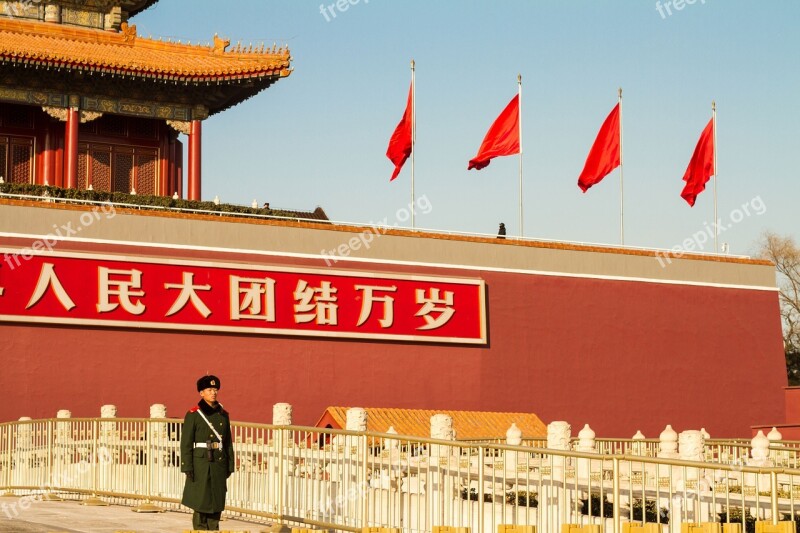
193, 442, 222, 449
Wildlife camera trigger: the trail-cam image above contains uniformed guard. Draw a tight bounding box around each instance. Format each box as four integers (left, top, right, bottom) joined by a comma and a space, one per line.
180, 374, 235, 530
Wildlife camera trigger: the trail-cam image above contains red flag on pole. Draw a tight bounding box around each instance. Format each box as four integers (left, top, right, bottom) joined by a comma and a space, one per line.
680, 118, 715, 207
468, 94, 520, 170
386, 84, 413, 182
577, 103, 621, 192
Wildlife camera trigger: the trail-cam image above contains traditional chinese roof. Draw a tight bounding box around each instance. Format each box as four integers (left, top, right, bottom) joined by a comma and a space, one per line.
316, 407, 547, 440
128, 0, 160, 17
0, 18, 291, 83
283, 206, 329, 222
0, 17, 291, 115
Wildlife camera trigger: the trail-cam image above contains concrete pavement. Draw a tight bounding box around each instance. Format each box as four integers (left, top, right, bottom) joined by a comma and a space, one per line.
0, 496, 275, 533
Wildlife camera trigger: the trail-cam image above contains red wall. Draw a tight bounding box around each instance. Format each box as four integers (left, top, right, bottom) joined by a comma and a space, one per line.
0, 239, 787, 438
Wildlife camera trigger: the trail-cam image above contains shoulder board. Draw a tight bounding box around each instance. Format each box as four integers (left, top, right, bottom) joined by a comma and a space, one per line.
221, 408, 230, 417
188, 406, 199, 413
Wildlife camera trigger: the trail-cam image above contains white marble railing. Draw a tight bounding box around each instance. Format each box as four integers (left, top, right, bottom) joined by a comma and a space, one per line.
1, 407, 799, 533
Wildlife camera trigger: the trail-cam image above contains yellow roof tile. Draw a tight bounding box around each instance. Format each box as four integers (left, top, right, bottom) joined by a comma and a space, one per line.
0, 18, 291, 82
318, 407, 547, 440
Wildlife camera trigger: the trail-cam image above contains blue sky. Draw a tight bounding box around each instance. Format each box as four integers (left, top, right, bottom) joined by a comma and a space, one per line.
133, 0, 799, 255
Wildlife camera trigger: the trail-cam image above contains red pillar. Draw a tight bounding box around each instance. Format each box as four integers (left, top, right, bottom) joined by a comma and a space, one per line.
168, 136, 177, 197
176, 138, 184, 199
187, 119, 201, 201
64, 108, 79, 189
159, 125, 170, 196
53, 134, 64, 188
41, 125, 54, 186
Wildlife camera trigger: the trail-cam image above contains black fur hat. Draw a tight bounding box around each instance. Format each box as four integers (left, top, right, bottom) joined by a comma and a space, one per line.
197, 374, 221, 392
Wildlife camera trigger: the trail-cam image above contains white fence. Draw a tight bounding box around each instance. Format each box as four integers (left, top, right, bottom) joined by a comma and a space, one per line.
1, 418, 799, 532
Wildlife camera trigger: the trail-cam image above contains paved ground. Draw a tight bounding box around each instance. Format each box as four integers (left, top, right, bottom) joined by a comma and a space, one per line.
0, 496, 276, 533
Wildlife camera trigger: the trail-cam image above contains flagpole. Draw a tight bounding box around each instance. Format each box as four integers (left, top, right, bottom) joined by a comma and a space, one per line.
410, 59, 416, 229
618, 88, 624, 245
518, 74, 523, 238
712, 100, 717, 253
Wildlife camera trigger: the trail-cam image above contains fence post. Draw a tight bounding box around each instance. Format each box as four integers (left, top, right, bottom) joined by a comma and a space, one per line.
770, 470, 778, 525
612, 457, 620, 533
1, 424, 11, 496
361, 432, 369, 528
81, 418, 107, 506
272, 403, 291, 522
277, 425, 284, 520
41, 419, 62, 501
478, 445, 484, 533
133, 418, 163, 512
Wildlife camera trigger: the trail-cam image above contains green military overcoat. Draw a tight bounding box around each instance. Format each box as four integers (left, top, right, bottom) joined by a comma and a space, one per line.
180, 401, 235, 513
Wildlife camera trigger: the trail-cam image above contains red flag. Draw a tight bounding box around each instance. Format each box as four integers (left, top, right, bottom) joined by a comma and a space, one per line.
680, 118, 715, 207
468, 94, 520, 170
386, 84, 413, 182
577, 103, 621, 192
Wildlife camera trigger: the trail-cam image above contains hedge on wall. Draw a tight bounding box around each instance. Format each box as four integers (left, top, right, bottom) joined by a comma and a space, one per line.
0, 182, 299, 219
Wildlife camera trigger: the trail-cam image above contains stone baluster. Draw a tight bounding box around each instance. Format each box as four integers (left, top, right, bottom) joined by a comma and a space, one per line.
429, 414, 454, 458
14, 417, 32, 488
656, 424, 678, 496
766, 427, 782, 442
506, 423, 522, 446
541, 421, 572, 532
53, 410, 72, 483
699, 428, 712, 461
346, 408, 367, 432
657, 425, 678, 459
748, 431, 771, 467
429, 414, 455, 523
678, 430, 708, 503
273, 403, 292, 426
547, 421, 572, 451
576, 424, 596, 453
371, 426, 402, 491
744, 431, 772, 502
504, 423, 523, 471
766, 426, 784, 466
268, 402, 292, 500
55, 410, 72, 446
632, 430, 646, 456
576, 424, 596, 480
385, 426, 400, 449
272, 403, 294, 468
91, 405, 117, 497
546, 421, 571, 472
678, 430, 705, 463
148, 404, 168, 468
149, 404, 166, 419
338, 408, 366, 484
99, 404, 117, 447
16, 417, 32, 445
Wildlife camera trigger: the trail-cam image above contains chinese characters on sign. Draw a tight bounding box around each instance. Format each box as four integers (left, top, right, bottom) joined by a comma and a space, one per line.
0, 250, 487, 344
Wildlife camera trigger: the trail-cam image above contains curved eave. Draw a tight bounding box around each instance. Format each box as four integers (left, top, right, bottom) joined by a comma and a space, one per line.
127, 0, 160, 17
0, 54, 292, 85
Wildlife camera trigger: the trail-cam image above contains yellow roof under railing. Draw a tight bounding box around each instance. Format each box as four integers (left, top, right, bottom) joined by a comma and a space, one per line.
316, 406, 547, 440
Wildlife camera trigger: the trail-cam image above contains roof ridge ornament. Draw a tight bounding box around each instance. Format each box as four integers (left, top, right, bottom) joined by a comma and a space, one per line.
212, 34, 230, 54
120, 22, 137, 43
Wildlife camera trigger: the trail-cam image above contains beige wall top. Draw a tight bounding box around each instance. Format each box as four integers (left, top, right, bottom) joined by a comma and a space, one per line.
0, 200, 776, 289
